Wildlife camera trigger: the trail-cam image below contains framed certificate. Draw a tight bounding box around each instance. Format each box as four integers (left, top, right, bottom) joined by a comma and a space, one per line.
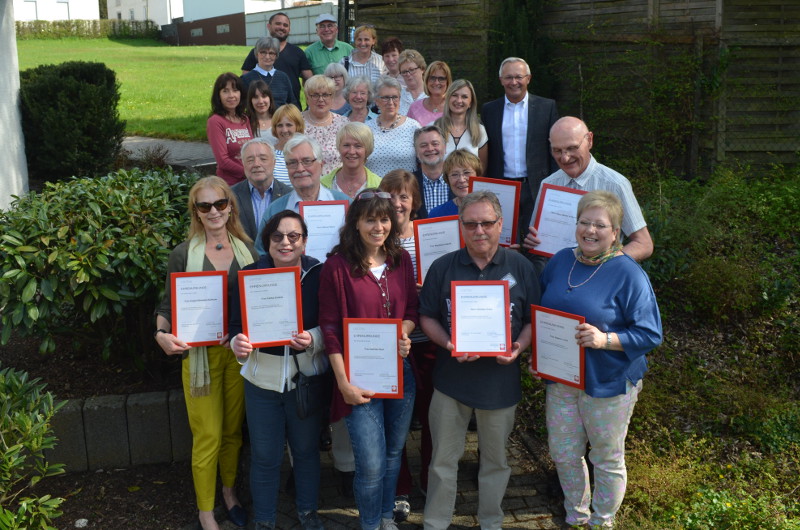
344, 318, 403, 399
299, 200, 349, 263
413, 215, 462, 285
238, 267, 303, 348
531, 305, 585, 389
450, 281, 511, 357
170, 271, 227, 347
468, 177, 521, 247
530, 184, 587, 257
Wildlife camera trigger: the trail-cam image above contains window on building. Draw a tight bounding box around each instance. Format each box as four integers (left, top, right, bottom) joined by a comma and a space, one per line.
129, 8, 134, 20
190, 28, 203, 37
217, 24, 230, 34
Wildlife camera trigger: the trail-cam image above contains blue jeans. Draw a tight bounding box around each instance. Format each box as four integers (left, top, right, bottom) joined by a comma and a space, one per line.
244, 379, 322, 524
345, 358, 416, 530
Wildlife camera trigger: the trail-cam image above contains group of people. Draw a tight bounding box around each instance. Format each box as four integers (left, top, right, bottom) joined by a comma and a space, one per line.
158, 11, 663, 530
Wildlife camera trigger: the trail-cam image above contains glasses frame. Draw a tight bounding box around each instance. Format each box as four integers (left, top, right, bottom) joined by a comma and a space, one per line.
357, 191, 392, 200
285, 157, 318, 169
269, 231, 304, 243
461, 218, 500, 231
195, 198, 230, 213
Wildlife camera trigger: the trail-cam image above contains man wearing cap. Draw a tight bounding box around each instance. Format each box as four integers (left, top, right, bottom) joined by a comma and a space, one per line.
304, 14, 354, 75
241, 12, 313, 105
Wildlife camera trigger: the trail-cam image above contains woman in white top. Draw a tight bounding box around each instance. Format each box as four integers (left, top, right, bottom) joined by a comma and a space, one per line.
302, 75, 350, 175
397, 49, 427, 116
434, 79, 488, 172
366, 76, 421, 176
270, 104, 305, 187
246, 80, 277, 145
339, 25, 386, 84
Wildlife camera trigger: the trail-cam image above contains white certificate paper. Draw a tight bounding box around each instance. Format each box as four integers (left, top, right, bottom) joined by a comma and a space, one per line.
469, 178, 520, 246
451, 282, 510, 357
171, 271, 226, 347
240, 268, 302, 348
345, 319, 402, 398
300, 201, 348, 263
531, 184, 587, 257
414, 215, 461, 284
532, 305, 585, 389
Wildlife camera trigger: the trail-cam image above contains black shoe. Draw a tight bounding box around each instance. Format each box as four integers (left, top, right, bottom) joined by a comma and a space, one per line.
410, 414, 422, 431
227, 504, 248, 528
339, 470, 355, 498
298, 510, 326, 530
320, 427, 332, 451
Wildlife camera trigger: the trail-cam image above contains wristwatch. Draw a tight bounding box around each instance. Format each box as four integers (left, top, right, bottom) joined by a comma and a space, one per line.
606, 332, 612, 349
154, 328, 169, 338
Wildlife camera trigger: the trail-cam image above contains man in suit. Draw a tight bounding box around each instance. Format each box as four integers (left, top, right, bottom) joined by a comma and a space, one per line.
412, 125, 454, 219
232, 138, 291, 242
481, 57, 559, 245
240, 12, 313, 106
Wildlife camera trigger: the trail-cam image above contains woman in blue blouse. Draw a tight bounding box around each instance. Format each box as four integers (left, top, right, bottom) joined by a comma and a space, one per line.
538, 191, 662, 528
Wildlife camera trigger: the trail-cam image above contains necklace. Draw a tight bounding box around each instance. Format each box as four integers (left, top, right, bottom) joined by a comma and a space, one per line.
305, 112, 331, 127
369, 267, 391, 316
334, 174, 364, 198
566, 258, 605, 292
378, 115, 400, 132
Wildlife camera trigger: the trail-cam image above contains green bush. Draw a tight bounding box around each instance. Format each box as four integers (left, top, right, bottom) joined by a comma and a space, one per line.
0, 168, 196, 366
19, 61, 126, 182
0, 365, 65, 529
15, 19, 160, 40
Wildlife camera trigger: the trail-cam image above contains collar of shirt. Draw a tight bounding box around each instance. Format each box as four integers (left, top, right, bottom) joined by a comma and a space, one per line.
287, 186, 335, 212
248, 180, 274, 199
253, 65, 274, 76
566, 156, 598, 189
457, 245, 506, 268
422, 172, 445, 186
503, 92, 529, 108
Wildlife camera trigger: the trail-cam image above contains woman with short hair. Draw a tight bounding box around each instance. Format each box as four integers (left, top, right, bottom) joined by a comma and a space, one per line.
241, 36, 298, 109
397, 49, 426, 115
339, 25, 386, 84
302, 75, 350, 175
380, 37, 405, 87
321, 122, 382, 199
271, 104, 305, 187
429, 149, 482, 218
325, 62, 349, 115
366, 76, 421, 176
343, 76, 378, 123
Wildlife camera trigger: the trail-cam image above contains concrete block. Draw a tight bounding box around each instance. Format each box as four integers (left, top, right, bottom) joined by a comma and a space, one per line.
83, 395, 129, 469
168, 389, 192, 462
46, 398, 87, 473
127, 391, 171, 466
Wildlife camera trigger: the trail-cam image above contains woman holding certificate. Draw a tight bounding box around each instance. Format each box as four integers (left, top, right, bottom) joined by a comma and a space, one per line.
538, 191, 662, 528
229, 210, 327, 530
319, 189, 419, 530
155, 176, 258, 530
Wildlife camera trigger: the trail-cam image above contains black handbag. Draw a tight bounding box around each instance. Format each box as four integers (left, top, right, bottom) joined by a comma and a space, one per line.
291, 352, 331, 419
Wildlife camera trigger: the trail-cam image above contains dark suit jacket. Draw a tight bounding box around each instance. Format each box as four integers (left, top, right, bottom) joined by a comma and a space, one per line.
231, 179, 291, 242
481, 93, 559, 202
412, 167, 455, 220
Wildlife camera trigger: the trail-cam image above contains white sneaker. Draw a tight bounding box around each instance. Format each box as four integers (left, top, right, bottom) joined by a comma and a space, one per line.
380, 517, 399, 530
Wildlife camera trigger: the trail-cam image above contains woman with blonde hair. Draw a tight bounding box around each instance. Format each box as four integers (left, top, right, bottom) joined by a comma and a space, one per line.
325, 62, 349, 114
155, 176, 258, 530
407, 60, 452, 126
303, 75, 350, 175
321, 122, 382, 199
271, 104, 306, 186
339, 24, 386, 83
434, 79, 488, 171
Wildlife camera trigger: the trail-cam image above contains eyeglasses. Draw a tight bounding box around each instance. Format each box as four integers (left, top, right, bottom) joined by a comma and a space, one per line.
551, 134, 589, 158
258, 50, 278, 57
195, 199, 229, 213
285, 157, 318, 169
501, 74, 529, 83
377, 95, 400, 103
308, 93, 333, 101
317, 23, 336, 30
358, 191, 392, 200
577, 219, 611, 230
327, 74, 344, 80
270, 231, 303, 243
399, 66, 419, 76
428, 75, 448, 83
461, 218, 500, 231
447, 170, 475, 180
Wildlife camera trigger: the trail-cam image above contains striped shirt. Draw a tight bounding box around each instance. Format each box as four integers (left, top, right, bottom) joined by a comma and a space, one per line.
340, 51, 386, 83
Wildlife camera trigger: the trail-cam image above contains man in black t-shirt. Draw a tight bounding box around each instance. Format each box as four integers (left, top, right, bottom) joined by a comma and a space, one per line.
241, 12, 312, 106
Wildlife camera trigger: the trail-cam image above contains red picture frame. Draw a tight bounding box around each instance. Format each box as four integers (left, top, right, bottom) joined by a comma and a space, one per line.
531, 304, 586, 390
450, 280, 512, 357
170, 270, 227, 347
344, 318, 403, 399
468, 176, 521, 247
238, 266, 303, 348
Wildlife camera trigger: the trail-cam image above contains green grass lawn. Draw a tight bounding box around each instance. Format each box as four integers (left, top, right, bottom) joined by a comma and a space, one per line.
17, 38, 254, 141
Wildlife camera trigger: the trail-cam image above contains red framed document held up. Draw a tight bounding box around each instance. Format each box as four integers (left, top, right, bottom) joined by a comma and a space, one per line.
531, 305, 586, 390
170, 270, 228, 348
468, 177, 521, 247
450, 281, 511, 357
530, 183, 587, 257
238, 266, 303, 348
299, 200, 349, 263
344, 318, 403, 399
413, 215, 463, 285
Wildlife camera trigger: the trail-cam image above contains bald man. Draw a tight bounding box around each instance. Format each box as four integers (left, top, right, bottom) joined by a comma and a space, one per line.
523, 116, 653, 262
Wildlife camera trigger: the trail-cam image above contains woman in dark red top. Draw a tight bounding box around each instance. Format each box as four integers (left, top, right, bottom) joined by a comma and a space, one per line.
319, 189, 418, 530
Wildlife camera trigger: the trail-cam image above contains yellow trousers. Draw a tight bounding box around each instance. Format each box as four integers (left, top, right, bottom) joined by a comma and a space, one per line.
182, 345, 245, 511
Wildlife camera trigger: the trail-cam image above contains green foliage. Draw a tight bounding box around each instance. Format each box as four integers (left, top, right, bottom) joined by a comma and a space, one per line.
668, 487, 800, 529
0, 168, 195, 365
0, 365, 65, 529
15, 19, 159, 40
19, 61, 126, 182
733, 404, 800, 454
639, 163, 800, 321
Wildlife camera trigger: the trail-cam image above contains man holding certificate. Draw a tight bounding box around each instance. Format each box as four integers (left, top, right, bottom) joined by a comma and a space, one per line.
418, 190, 540, 530
523, 116, 653, 265
538, 191, 661, 528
